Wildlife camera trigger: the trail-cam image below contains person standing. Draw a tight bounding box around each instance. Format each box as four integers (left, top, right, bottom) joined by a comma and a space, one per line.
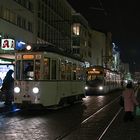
122, 82, 139, 122
1, 70, 14, 105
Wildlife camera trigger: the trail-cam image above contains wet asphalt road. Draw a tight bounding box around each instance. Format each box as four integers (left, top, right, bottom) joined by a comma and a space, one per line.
0, 90, 122, 140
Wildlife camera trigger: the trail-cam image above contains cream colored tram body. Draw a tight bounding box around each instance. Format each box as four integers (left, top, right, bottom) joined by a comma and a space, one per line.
14, 44, 86, 108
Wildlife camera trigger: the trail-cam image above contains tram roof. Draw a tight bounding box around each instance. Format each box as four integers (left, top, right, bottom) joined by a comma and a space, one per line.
28, 43, 84, 62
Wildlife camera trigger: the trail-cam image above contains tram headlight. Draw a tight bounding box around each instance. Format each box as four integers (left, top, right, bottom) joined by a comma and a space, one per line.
85, 86, 89, 90
32, 87, 39, 94
14, 87, 20, 93
98, 86, 103, 91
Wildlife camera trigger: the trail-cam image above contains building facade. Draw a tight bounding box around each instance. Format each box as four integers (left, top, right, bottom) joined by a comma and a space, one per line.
71, 13, 91, 63
0, 0, 121, 73
91, 30, 106, 66
35, 0, 72, 52
0, 0, 73, 62
0, 0, 35, 60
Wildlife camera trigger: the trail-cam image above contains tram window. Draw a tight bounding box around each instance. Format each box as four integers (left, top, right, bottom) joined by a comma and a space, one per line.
72, 64, 76, 80
23, 60, 34, 80
60, 61, 66, 80
87, 75, 93, 81
51, 60, 56, 80
35, 60, 40, 80
76, 65, 84, 80
44, 58, 50, 80
66, 62, 72, 80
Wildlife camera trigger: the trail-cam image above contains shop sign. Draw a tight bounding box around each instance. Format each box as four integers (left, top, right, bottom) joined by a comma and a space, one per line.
1, 39, 15, 50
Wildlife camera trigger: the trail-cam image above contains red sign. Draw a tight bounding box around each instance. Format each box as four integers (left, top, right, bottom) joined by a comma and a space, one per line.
1, 39, 15, 50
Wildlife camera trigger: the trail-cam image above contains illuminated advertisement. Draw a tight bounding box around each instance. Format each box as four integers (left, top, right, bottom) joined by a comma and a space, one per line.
1, 39, 15, 50
0, 64, 14, 88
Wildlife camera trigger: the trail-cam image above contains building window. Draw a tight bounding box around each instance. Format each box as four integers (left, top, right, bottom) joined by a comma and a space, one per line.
27, 21, 33, 32
72, 37, 80, 46
10, 11, 16, 24
17, 16, 22, 27
27, 0, 33, 11
73, 48, 80, 54
22, 18, 26, 29
3, 8, 10, 20
72, 24, 80, 35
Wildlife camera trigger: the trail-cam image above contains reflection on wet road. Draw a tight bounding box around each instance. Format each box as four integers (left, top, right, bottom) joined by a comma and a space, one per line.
0, 90, 122, 140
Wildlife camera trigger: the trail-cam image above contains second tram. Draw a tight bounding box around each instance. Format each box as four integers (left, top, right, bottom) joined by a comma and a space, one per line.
14, 44, 86, 108
85, 66, 121, 95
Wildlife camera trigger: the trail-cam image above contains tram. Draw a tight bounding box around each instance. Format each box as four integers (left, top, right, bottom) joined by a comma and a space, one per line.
14, 44, 86, 108
85, 66, 121, 95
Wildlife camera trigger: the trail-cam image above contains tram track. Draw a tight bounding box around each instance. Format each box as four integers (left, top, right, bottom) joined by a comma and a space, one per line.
0, 88, 138, 140
56, 87, 139, 140
96, 87, 139, 140
97, 107, 123, 140
0, 95, 121, 140
54, 95, 122, 140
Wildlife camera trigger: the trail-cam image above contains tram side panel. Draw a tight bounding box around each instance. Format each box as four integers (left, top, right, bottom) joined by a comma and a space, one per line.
39, 81, 58, 106
71, 81, 85, 96
39, 82, 85, 107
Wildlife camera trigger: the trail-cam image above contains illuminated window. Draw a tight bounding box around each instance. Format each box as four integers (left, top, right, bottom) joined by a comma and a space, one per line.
35, 60, 40, 80
66, 62, 72, 80
72, 24, 80, 35
44, 58, 50, 80
60, 60, 66, 80
22, 60, 34, 80
72, 64, 76, 80
76, 65, 84, 80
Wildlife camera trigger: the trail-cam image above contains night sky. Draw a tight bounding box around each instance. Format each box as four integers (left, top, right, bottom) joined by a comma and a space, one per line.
68, 0, 140, 72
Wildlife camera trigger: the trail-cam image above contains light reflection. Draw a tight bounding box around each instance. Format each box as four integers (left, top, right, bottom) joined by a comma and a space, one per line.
12, 108, 20, 112
83, 95, 105, 102
11, 105, 21, 112
97, 95, 105, 103
83, 96, 91, 101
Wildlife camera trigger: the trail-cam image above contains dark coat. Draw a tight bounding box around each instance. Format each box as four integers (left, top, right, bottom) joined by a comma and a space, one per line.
1, 70, 14, 93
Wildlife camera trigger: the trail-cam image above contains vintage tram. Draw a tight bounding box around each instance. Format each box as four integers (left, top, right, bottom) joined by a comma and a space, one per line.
13, 44, 86, 108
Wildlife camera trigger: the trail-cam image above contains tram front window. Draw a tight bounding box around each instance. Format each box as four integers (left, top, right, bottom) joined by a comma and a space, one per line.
23, 61, 34, 80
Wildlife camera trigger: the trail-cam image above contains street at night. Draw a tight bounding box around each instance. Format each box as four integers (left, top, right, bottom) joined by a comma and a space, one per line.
1, 0, 140, 140
0, 88, 139, 140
